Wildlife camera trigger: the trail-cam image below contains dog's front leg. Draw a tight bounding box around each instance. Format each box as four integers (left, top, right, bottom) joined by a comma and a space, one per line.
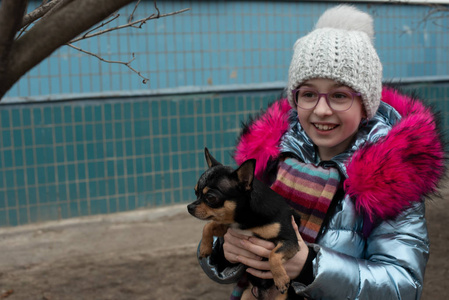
199, 221, 228, 258
269, 241, 298, 295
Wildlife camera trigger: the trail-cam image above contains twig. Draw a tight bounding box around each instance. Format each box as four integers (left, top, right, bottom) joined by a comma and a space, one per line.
70, 7, 190, 43
67, 43, 149, 84
38, 0, 74, 24
399, 4, 448, 36
131, 0, 160, 29
130, 0, 160, 29
16, 23, 31, 40
128, 0, 142, 23
83, 13, 121, 37
21, 0, 60, 28
153, 0, 160, 18
415, 5, 449, 30
134, 0, 160, 28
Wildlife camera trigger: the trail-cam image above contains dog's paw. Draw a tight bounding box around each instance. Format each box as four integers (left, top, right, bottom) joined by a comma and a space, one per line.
274, 275, 291, 294
199, 244, 213, 258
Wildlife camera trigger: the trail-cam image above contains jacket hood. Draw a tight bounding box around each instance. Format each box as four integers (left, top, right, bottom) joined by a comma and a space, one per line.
234, 87, 446, 221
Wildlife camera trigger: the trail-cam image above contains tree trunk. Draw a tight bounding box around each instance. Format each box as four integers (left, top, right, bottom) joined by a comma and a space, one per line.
0, 0, 135, 99
0, 0, 28, 95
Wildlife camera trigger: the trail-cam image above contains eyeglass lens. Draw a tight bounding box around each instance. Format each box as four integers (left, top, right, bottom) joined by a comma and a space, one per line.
295, 89, 355, 111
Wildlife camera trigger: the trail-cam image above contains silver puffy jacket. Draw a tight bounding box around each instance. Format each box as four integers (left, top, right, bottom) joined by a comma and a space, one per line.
198, 91, 444, 299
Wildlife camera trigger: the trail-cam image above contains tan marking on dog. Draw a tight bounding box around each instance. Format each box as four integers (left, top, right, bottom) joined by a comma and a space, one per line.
200, 221, 229, 257
269, 241, 291, 294
193, 201, 236, 224
191, 202, 213, 220
211, 201, 236, 224
202, 187, 210, 194
203, 221, 229, 237
250, 223, 281, 240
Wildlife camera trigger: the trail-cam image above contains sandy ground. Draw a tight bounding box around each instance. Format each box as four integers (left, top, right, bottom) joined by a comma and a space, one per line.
0, 188, 448, 300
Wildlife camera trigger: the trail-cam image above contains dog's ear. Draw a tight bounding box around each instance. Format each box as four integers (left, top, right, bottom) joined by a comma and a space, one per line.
235, 159, 256, 191
204, 147, 221, 168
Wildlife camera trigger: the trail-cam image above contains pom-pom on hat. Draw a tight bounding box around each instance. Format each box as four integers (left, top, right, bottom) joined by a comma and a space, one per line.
287, 5, 382, 119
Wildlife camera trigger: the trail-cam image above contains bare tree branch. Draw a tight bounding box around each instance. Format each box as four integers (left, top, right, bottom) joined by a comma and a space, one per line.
67, 43, 149, 83
36, 0, 75, 24
67, 2, 189, 85
21, 0, 59, 28
70, 7, 190, 43
0, 0, 137, 98
0, 0, 191, 99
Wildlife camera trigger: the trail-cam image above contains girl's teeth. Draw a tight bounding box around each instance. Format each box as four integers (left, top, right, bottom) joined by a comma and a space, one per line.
315, 124, 336, 131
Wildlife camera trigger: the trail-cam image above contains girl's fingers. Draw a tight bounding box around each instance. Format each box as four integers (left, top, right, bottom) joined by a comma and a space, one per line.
239, 235, 276, 260
246, 267, 273, 279
291, 215, 304, 243
248, 236, 275, 250
223, 229, 263, 263
227, 228, 253, 240
237, 255, 271, 272
226, 228, 275, 259
223, 241, 262, 262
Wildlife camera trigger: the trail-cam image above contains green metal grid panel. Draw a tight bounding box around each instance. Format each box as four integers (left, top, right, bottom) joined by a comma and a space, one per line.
0, 83, 448, 227
0, 91, 279, 226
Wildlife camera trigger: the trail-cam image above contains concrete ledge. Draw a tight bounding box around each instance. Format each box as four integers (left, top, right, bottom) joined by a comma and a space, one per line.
0, 204, 188, 236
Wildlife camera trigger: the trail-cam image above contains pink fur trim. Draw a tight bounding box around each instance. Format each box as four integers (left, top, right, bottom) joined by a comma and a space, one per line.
344, 87, 445, 220
234, 99, 291, 179
381, 87, 427, 116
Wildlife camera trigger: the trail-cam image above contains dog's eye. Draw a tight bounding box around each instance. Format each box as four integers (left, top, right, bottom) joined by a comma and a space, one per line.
205, 194, 220, 206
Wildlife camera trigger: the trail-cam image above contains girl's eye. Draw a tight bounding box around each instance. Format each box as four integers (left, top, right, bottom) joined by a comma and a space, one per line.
330, 91, 351, 100
300, 91, 317, 98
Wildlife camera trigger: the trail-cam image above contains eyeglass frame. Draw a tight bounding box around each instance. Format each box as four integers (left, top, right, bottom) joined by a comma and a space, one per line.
292, 88, 362, 112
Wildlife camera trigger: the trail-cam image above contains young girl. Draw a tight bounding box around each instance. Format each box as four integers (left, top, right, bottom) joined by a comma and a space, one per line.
197, 5, 445, 299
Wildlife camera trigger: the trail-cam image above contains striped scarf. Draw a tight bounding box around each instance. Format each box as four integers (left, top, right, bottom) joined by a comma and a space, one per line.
270, 158, 341, 243
230, 158, 341, 300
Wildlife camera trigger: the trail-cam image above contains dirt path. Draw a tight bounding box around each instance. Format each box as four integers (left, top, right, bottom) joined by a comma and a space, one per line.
0, 189, 447, 300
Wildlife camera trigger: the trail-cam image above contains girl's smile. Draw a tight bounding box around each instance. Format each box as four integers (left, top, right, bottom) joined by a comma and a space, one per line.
312, 122, 339, 132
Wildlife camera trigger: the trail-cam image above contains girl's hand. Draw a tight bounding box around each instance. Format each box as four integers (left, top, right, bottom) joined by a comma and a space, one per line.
228, 216, 309, 280
223, 227, 268, 264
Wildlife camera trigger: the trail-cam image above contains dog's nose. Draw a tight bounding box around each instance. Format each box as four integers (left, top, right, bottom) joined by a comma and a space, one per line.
187, 204, 195, 215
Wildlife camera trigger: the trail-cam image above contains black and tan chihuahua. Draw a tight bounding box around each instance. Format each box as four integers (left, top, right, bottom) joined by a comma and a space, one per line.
187, 148, 301, 300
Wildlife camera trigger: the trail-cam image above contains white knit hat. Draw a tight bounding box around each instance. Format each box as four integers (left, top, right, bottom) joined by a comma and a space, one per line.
287, 5, 382, 119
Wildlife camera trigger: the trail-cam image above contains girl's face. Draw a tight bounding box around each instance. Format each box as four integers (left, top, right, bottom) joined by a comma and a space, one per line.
296, 78, 366, 161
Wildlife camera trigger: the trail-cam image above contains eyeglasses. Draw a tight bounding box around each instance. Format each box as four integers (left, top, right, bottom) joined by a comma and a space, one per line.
293, 88, 361, 112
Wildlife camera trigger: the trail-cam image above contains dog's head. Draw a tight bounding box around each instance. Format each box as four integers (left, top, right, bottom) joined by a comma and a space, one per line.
187, 148, 256, 223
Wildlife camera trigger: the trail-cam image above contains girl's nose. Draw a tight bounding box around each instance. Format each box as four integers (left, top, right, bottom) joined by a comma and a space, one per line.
313, 96, 333, 116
